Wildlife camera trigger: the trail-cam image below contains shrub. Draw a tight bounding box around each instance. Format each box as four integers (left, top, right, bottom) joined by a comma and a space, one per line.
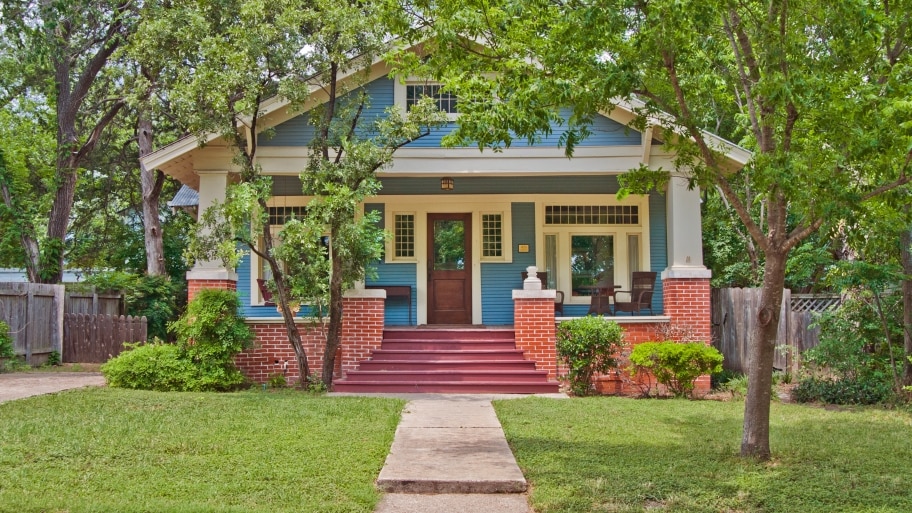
0, 321, 15, 372
556, 316, 624, 396
793, 375, 894, 405
0, 321, 13, 358
721, 373, 749, 399
711, 368, 739, 390
796, 291, 904, 404
628, 341, 724, 398
103, 290, 253, 392
169, 289, 253, 391
101, 342, 194, 391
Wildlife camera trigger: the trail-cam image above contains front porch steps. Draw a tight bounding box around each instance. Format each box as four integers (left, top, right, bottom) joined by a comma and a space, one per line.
333, 328, 560, 394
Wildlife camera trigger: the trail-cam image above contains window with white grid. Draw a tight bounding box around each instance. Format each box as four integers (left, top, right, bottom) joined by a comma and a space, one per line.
268, 206, 308, 225
406, 84, 458, 114
394, 213, 415, 258
544, 205, 639, 225
481, 213, 503, 258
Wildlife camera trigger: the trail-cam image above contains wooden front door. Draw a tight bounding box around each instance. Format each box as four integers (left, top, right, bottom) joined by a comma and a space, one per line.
427, 213, 472, 324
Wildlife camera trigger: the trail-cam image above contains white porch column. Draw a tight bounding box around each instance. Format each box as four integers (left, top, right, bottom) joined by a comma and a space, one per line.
186, 170, 238, 282
662, 174, 711, 280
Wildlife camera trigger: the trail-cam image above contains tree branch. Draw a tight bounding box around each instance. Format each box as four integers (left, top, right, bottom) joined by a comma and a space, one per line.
70, 1, 131, 110
723, 10, 762, 142
73, 99, 125, 163
715, 173, 770, 253
336, 97, 365, 165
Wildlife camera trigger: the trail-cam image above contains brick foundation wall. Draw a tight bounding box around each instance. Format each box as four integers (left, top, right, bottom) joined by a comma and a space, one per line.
236, 323, 327, 386
514, 297, 558, 380
531, 277, 713, 396
187, 279, 237, 302
235, 295, 386, 386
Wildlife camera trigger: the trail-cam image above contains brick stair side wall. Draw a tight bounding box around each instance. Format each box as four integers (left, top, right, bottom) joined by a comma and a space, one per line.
339, 296, 385, 375
513, 297, 557, 380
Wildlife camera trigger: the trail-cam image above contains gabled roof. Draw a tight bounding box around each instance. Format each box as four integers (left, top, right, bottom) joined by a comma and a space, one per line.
143, 45, 751, 189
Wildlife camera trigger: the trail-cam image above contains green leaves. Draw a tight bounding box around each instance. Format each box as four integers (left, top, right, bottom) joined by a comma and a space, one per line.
628, 341, 723, 398
556, 317, 625, 396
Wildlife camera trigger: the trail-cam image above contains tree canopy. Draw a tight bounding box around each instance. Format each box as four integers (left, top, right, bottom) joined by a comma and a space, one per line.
401, 0, 912, 459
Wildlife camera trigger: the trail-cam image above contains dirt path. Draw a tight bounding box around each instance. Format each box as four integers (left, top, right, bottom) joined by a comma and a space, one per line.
0, 372, 106, 404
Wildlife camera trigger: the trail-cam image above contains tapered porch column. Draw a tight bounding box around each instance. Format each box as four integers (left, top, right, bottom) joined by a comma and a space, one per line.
662, 174, 712, 391
187, 171, 237, 301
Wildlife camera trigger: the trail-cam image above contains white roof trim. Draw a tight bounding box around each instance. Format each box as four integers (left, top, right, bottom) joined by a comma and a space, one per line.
144, 43, 751, 181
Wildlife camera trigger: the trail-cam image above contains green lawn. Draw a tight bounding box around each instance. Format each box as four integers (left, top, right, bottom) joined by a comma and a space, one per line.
0, 388, 405, 513
494, 397, 912, 513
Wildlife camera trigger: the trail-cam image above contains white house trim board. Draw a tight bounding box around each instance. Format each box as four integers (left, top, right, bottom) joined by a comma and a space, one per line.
252, 145, 681, 177
641, 126, 654, 165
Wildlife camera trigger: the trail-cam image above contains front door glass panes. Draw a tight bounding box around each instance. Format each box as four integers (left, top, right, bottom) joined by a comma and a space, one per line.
570, 235, 614, 296
433, 220, 465, 270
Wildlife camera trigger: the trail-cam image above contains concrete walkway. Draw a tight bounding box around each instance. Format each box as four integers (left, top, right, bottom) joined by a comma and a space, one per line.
366, 394, 564, 513
0, 372, 106, 404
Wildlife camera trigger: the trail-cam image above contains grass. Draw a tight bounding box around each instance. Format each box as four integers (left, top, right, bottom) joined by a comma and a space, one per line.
0, 388, 405, 513
493, 397, 912, 513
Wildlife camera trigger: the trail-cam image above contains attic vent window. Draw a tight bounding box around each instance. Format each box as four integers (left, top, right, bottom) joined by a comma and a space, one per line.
406, 84, 458, 114
544, 205, 639, 225
268, 206, 308, 225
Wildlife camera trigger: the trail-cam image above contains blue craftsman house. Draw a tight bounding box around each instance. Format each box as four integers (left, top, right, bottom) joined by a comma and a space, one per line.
144, 47, 749, 392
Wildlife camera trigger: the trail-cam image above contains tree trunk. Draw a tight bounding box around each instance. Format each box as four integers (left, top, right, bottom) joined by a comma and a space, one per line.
138, 112, 166, 276
741, 250, 787, 460
44, 150, 79, 284
901, 225, 912, 387
0, 151, 41, 282
322, 236, 345, 388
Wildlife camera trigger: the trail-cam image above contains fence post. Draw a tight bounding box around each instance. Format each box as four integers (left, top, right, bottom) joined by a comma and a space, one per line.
54, 284, 64, 359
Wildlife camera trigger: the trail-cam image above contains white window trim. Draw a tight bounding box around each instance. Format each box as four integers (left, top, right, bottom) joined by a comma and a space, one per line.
382, 198, 513, 266
479, 211, 507, 262
536, 195, 650, 306
390, 211, 418, 262
393, 77, 460, 121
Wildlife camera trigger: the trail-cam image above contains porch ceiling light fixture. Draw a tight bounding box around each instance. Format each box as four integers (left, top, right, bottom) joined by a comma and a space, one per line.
440, 177, 454, 191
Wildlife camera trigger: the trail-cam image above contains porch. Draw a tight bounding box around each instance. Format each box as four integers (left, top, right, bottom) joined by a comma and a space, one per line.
190, 271, 710, 394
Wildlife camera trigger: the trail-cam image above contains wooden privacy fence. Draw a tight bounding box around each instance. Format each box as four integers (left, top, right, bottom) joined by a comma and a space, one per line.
1, 283, 127, 364
63, 314, 147, 363
65, 289, 124, 315
711, 288, 838, 374
0, 282, 65, 364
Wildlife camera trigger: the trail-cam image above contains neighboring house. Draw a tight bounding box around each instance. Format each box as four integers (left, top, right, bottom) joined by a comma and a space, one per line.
143, 50, 749, 393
